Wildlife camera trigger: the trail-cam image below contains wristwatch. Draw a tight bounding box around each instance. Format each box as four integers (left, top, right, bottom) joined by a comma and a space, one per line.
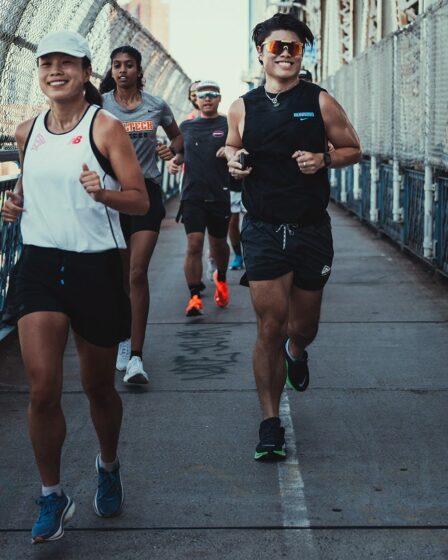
323, 151, 332, 168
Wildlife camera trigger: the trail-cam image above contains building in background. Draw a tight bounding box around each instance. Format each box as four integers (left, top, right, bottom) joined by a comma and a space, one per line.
119, 0, 170, 48
243, 0, 440, 87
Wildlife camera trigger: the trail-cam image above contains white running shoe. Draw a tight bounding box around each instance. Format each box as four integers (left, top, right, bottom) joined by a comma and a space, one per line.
123, 356, 149, 385
116, 339, 131, 371
206, 257, 217, 282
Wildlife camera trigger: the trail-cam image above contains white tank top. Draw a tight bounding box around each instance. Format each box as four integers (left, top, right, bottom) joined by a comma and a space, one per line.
21, 105, 126, 252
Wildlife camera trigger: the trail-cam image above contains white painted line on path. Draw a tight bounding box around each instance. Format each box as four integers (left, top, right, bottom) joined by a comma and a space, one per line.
278, 392, 317, 552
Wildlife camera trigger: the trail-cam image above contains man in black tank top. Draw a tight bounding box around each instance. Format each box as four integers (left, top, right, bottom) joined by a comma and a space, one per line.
169, 81, 231, 317
225, 13, 361, 461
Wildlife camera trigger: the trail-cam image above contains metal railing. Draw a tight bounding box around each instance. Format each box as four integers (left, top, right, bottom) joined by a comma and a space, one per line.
331, 159, 448, 276
0, 167, 21, 328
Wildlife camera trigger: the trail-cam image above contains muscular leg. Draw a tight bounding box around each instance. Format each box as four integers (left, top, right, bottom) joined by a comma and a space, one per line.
208, 234, 230, 272
128, 231, 159, 353
18, 312, 70, 486
228, 213, 241, 251
287, 287, 324, 358
249, 273, 293, 418
74, 334, 122, 463
184, 232, 205, 285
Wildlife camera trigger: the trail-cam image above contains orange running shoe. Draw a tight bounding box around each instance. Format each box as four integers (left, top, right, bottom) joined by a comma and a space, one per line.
185, 294, 203, 317
213, 271, 229, 308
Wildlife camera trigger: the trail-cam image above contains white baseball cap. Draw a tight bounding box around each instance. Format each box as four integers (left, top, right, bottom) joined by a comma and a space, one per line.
35, 31, 92, 60
197, 80, 220, 92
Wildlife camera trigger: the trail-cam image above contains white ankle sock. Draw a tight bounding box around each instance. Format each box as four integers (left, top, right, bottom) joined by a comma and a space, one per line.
42, 483, 62, 497
99, 456, 119, 472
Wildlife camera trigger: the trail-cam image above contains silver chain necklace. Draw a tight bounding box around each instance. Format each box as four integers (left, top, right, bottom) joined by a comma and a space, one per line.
264, 80, 300, 108
264, 88, 281, 107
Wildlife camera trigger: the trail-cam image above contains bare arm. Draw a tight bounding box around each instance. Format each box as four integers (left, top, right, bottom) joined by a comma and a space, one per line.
157, 120, 183, 161
225, 98, 252, 179
291, 91, 361, 174
320, 91, 361, 167
164, 120, 183, 154
85, 111, 148, 215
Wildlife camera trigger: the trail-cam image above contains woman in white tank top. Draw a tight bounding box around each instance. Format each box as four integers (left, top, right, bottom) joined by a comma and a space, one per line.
1, 31, 148, 544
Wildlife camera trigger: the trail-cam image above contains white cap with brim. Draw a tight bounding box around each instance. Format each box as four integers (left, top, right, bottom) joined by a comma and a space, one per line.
197, 80, 220, 92
35, 31, 92, 60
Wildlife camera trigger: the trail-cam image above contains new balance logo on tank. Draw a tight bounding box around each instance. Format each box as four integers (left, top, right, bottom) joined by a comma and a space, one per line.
70, 135, 83, 144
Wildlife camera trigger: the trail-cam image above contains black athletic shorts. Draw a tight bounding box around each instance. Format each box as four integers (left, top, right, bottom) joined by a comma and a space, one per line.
240, 213, 334, 291
179, 200, 231, 238
5, 245, 131, 347
120, 178, 166, 237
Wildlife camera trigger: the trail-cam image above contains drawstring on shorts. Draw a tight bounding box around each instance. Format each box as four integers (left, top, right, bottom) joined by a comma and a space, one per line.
275, 224, 298, 250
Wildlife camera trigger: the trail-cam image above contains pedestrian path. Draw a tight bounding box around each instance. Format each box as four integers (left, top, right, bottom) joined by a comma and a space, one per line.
0, 197, 447, 559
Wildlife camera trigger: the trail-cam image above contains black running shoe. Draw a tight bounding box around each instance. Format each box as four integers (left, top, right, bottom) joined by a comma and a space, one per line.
285, 341, 309, 392
254, 417, 286, 461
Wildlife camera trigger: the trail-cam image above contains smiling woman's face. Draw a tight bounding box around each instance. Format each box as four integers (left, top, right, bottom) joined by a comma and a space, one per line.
38, 53, 89, 102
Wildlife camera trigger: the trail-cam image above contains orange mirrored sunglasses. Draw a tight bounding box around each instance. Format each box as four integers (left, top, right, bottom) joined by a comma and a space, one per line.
261, 40, 304, 57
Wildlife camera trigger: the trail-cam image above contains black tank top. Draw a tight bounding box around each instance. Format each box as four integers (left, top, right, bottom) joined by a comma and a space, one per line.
242, 81, 330, 224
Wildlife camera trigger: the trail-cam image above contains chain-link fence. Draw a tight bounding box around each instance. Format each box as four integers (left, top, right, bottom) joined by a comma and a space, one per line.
323, 0, 448, 276
0, 0, 192, 147
323, 0, 448, 169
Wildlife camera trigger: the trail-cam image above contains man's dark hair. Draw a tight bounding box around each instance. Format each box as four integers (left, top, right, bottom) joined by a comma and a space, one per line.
252, 13, 314, 47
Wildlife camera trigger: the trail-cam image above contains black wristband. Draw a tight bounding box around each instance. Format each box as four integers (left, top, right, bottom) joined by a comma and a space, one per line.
169, 146, 176, 157
323, 151, 332, 168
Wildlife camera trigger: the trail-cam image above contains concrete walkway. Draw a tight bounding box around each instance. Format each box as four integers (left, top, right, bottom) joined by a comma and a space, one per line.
1, 197, 447, 559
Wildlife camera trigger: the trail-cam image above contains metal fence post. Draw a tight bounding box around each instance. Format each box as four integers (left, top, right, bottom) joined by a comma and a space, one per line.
423, 165, 434, 259
330, 168, 337, 189
392, 159, 402, 222
353, 163, 360, 200
370, 156, 379, 222
422, 14, 434, 260
340, 168, 347, 203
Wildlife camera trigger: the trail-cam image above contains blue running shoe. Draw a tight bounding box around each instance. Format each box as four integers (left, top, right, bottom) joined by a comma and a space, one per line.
229, 254, 244, 270
93, 455, 124, 518
31, 492, 75, 544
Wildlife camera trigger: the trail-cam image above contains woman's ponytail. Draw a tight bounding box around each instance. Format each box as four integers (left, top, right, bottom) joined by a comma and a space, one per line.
80, 57, 103, 106
99, 69, 116, 94
85, 81, 103, 107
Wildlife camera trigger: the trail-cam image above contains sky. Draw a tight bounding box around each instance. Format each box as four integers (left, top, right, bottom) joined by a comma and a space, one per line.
165, 0, 250, 113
